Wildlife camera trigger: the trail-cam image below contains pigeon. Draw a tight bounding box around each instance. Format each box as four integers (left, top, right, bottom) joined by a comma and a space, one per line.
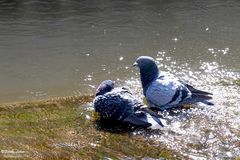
93, 80, 163, 129
133, 56, 213, 110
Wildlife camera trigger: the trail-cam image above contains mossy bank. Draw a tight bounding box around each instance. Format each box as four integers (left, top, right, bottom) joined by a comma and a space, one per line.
0, 96, 187, 159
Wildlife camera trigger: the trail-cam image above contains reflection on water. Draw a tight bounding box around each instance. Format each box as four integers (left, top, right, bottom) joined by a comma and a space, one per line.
0, 0, 240, 102
0, 0, 240, 159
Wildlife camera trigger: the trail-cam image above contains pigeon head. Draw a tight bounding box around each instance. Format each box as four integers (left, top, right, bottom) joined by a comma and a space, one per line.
133, 56, 159, 92
96, 80, 114, 96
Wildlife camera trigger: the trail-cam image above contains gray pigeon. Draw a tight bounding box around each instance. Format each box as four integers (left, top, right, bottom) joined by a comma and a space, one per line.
93, 80, 163, 129
133, 56, 213, 110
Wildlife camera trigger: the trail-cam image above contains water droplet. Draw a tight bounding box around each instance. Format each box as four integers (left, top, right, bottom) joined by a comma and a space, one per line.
85, 115, 91, 120
103, 29, 107, 35
119, 56, 124, 61
88, 85, 95, 89
226, 152, 232, 157
84, 75, 92, 81
90, 143, 97, 147
172, 37, 178, 42
208, 48, 213, 51
222, 48, 229, 55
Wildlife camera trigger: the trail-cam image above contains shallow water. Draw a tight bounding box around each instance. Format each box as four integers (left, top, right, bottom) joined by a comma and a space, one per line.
0, 0, 240, 159
126, 51, 240, 159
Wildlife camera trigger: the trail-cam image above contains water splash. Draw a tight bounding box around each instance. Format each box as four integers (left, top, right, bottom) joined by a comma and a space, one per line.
125, 51, 240, 159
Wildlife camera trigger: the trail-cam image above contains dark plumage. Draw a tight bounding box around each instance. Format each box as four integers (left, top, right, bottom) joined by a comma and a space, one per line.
93, 80, 163, 128
133, 56, 213, 110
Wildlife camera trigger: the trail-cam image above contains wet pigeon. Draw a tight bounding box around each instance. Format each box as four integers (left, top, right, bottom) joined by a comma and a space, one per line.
93, 80, 163, 129
133, 56, 213, 110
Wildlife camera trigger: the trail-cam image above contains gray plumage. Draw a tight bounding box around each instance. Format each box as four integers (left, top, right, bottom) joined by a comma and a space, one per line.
133, 56, 213, 110
93, 80, 163, 128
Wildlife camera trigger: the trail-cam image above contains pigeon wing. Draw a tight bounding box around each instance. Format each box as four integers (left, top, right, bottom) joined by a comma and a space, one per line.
145, 79, 178, 106
93, 93, 133, 121
122, 114, 152, 128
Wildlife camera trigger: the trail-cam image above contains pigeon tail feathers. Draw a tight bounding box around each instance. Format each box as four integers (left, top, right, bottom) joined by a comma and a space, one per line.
184, 94, 214, 105
179, 80, 213, 95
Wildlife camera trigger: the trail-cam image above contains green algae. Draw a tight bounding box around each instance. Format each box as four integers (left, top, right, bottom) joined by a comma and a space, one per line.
0, 96, 187, 159
234, 79, 240, 86
219, 79, 240, 86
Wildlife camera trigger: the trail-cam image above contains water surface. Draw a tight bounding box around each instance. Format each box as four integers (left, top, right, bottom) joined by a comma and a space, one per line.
0, 0, 239, 159
0, 0, 239, 102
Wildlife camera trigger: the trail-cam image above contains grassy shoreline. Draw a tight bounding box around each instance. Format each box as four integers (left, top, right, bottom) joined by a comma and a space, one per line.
0, 95, 187, 159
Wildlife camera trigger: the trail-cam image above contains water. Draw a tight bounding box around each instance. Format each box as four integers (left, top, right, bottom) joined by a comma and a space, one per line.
0, 0, 239, 159
126, 51, 240, 159
0, 0, 239, 103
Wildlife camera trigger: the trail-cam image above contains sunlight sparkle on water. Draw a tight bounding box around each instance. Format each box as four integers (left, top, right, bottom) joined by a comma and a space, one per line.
119, 56, 124, 61
172, 37, 178, 42
208, 47, 230, 55
126, 50, 240, 159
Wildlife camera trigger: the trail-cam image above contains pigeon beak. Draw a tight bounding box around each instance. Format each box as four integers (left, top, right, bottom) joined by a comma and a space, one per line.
132, 62, 138, 67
